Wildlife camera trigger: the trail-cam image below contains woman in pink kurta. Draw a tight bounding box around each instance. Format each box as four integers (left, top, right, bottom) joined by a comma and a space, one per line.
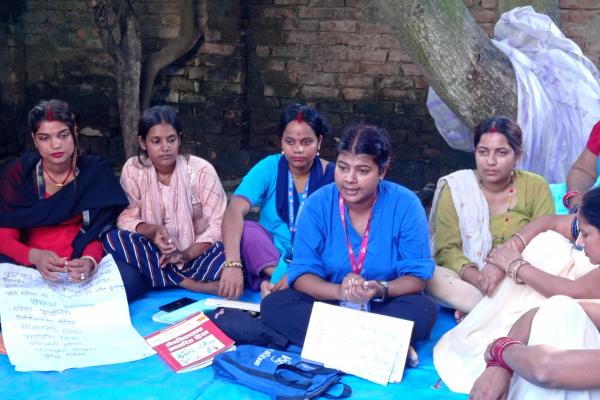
103, 106, 228, 295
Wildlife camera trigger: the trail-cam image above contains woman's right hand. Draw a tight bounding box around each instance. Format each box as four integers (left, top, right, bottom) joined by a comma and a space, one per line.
28, 249, 66, 281
218, 266, 244, 300
153, 226, 176, 255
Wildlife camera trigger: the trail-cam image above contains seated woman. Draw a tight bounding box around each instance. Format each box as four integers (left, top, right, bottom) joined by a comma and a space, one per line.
471, 296, 600, 400
103, 105, 229, 295
261, 125, 437, 360
0, 99, 128, 283
219, 104, 334, 299
556, 120, 600, 214
427, 116, 554, 316
434, 188, 600, 394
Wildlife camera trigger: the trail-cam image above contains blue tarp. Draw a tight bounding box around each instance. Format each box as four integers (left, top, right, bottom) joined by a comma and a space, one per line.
0, 288, 467, 399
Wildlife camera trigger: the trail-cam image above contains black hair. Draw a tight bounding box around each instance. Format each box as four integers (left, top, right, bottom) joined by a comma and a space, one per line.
138, 105, 183, 161
473, 116, 523, 155
337, 124, 391, 171
277, 103, 329, 139
580, 187, 600, 231
28, 99, 77, 145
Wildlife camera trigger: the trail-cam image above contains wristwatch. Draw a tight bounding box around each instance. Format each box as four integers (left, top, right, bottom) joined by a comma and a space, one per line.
375, 280, 389, 303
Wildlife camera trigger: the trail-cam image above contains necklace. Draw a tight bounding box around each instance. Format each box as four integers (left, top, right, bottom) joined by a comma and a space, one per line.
42, 159, 73, 187
499, 184, 514, 242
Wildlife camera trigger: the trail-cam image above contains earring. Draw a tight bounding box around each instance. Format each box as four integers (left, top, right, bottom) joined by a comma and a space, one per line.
281, 150, 285, 155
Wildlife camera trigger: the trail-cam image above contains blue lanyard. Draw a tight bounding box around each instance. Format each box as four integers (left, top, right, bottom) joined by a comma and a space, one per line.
288, 171, 309, 235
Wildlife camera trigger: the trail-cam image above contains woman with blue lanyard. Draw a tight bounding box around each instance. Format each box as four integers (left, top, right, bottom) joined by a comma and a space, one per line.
219, 104, 334, 299
261, 124, 437, 363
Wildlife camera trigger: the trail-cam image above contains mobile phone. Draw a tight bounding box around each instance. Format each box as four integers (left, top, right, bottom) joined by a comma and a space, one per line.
158, 297, 197, 313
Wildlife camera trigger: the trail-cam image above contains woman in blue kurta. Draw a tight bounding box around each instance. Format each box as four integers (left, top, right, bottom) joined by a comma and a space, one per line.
262, 124, 437, 353
219, 104, 334, 299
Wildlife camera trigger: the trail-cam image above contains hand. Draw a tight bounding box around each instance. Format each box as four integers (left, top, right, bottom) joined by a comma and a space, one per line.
152, 226, 176, 255
65, 258, 95, 282
260, 274, 289, 298
218, 265, 244, 300
159, 251, 184, 268
361, 280, 385, 299
569, 194, 583, 214
470, 366, 511, 400
338, 273, 364, 301
28, 249, 66, 281
478, 263, 505, 296
487, 244, 522, 273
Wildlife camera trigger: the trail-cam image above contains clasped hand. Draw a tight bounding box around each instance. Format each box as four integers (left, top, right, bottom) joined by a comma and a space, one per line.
29, 249, 94, 282
339, 273, 382, 303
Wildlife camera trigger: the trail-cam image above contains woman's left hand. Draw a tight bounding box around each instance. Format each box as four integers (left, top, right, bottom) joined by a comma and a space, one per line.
66, 258, 95, 282
487, 244, 522, 273
478, 263, 505, 296
470, 366, 511, 400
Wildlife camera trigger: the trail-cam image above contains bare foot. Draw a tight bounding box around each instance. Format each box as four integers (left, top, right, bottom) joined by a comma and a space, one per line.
260, 280, 273, 298
454, 309, 467, 324
179, 278, 219, 295
407, 345, 419, 368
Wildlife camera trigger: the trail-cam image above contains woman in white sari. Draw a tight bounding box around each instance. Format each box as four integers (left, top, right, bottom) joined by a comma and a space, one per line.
435, 188, 600, 395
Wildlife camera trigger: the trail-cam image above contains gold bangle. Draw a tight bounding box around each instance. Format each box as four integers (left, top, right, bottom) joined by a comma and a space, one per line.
222, 260, 243, 269
458, 263, 477, 280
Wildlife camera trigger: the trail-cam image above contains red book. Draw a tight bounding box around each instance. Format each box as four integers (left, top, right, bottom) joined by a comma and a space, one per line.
145, 312, 234, 373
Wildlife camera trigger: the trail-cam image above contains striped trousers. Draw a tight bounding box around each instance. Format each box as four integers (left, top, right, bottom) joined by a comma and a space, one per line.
102, 229, 225, 288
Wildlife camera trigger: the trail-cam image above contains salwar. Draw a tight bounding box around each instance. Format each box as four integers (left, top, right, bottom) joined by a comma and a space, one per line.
261, 288, 437, 346
240, 221, 280, 290
102, 229, 226, 288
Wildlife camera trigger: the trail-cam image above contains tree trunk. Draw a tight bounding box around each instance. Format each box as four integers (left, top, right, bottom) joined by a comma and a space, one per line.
89, 0, 141, 158
371, 0, 518, 128
140, 0, 203, 111
498, 0, 560, 27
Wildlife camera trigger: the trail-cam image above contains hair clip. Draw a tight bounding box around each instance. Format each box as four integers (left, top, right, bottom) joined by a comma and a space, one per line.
296, 110, 303, 124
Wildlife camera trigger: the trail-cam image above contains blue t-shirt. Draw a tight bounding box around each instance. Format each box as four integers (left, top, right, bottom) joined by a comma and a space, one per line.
233, 154, 293, 283
288, 180, 434, 286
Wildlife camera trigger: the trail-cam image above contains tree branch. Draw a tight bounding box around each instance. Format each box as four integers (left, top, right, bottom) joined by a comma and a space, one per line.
372, 0, 518, 127
140, 0, 203, 110
89, 0, 120, 57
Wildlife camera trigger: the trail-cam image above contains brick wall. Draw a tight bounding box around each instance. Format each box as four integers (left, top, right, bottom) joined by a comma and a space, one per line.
2, 0, 600, 189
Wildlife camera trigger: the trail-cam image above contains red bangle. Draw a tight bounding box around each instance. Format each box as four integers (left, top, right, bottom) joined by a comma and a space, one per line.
563, 191, 581, 209
486, 337, 523, 375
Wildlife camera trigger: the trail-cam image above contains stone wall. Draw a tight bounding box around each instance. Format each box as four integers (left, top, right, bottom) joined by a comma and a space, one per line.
2, 0, 600, 189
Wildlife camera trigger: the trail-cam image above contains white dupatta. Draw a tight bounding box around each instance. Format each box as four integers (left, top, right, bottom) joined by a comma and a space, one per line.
428, 169, 492, 269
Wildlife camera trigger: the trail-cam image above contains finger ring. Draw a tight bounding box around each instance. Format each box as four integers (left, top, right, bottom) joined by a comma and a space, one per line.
64, 261, 68, 267
80, 273, 85, 281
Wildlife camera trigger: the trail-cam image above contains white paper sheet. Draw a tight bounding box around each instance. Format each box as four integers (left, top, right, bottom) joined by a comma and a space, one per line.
0, 255, 155, 372
301, 302, 413, 385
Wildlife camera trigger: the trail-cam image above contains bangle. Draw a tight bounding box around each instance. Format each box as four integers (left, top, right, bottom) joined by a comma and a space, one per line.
487, 337, 523, 375
511, 233, 527, 250
458, 263, 477, 280
81, 256, 98, 272
563, 191, 581, 209
506, 259, 527, 284
222, 260, 243, 270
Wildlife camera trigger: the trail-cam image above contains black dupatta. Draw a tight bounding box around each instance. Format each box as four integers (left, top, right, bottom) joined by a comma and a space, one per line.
0, 152, 129, 258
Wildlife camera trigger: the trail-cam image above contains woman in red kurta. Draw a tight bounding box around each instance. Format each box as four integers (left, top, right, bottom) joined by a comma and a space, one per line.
0, 99, 128, 282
